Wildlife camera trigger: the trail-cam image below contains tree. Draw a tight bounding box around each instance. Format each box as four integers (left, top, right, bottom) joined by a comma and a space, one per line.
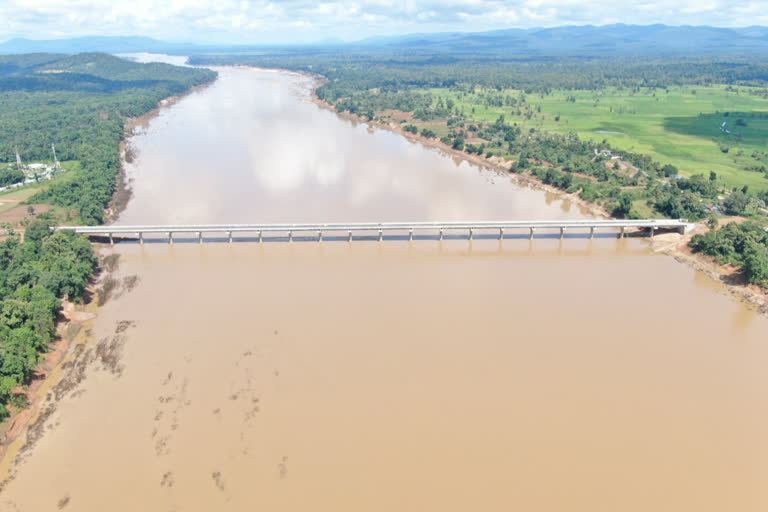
744, 241, 768, 285
612, 193, 633, 218
23, 218, 52, 246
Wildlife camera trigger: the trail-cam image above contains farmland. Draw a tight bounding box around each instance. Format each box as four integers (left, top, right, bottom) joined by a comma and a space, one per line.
419, 84, 768, 190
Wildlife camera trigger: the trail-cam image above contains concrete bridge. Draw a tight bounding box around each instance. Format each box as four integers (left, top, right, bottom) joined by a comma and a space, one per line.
55, 219, 694, 244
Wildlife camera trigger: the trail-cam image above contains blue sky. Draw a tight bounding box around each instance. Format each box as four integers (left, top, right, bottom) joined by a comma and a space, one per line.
2, 0, 767, 44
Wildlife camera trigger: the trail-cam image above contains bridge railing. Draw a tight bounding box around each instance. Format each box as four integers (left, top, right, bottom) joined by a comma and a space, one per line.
54, 219, 694, 244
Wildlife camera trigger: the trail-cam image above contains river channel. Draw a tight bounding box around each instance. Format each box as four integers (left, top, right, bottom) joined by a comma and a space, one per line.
1, 63, 767, 511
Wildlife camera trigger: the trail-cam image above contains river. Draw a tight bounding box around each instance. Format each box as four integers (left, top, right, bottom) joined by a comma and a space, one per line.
1, 63, 767, 511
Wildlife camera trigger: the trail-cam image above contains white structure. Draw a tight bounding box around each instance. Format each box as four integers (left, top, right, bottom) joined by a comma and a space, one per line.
56, 219, 696, 245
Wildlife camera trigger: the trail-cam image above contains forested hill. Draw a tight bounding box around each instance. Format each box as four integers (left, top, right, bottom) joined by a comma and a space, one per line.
0, 53, 216, 224
0, 36, 194, 55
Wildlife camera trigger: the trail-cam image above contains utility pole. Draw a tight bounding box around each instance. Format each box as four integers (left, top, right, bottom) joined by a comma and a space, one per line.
15, 146, 23, 172
51, 143, 61, 170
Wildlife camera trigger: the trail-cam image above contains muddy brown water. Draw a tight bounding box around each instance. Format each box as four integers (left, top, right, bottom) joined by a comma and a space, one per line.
1, 64, 767, 511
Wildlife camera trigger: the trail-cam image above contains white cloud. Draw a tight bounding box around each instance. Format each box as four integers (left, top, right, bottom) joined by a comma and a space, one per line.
0, 0, 765, 44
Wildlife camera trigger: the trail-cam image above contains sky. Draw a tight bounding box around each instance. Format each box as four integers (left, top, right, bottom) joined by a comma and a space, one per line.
2, 0, 767, 44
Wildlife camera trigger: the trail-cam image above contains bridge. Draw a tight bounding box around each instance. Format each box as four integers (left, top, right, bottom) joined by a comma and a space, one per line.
55, 219, 694, 244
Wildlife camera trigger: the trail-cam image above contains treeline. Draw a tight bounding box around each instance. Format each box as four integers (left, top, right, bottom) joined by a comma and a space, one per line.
399, 107, 755, 220
0, 168, 24, 187
191, 53, 768, 95
0, 219, 97, 418
0, 53, 217, 224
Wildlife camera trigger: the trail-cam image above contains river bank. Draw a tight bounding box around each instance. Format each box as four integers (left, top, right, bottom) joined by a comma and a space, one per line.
301, 72, 768, 316
0, 78, 218, 478
106, 79, 218, 224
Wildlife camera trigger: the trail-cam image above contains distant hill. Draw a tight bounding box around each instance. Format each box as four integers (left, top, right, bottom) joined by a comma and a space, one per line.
3, 25, 768, 58
0, 36, 198, 55
0, 52, 212, 83
353, 24, 768, 57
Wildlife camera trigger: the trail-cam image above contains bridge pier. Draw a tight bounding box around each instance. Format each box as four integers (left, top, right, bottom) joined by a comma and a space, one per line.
56, 220, 690, 246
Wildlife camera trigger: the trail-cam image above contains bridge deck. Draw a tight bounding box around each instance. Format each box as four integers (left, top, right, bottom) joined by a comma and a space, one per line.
55, 219, 694, 243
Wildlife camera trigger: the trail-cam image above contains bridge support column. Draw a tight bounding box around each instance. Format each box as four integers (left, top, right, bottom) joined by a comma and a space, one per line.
108, 233, 113, 245
529, 227, 535, 240
469, 228, 473, 241
139, 232, 144, 246
378, 229, 383, 242
258, 231, 262, 243
560, 227, 566, 239
649, 227, 655, 238
288, 231, 292, 242
318, 230, 322, 242
439, 228, 443, 241
227, 231, 232, 243
197, 232, 202, 244
409, 228, 413, 241
590, 226, 595, 239
348, 230, 352, 242
168, 232, 173, 244
620, 226, 626, 239
499, 228, 504, 240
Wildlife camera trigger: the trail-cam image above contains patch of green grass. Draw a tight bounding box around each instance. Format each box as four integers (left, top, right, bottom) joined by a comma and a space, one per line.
424, 85, 768, 190
631, 199, 656, 218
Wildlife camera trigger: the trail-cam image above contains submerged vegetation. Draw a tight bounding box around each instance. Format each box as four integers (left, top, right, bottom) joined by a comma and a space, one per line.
0, 53, 216, 417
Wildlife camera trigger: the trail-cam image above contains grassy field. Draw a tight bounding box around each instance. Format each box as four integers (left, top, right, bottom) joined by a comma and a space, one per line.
424, 85, 768, 191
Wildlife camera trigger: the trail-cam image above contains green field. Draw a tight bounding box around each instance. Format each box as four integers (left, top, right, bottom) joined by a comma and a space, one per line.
425, 85, 768, 190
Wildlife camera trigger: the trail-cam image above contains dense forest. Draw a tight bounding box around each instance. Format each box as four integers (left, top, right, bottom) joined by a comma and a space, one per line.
192, 53, 768, 94
0, 217, 96, 418
0, 53, 217, 224
0, 53, 216, 417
